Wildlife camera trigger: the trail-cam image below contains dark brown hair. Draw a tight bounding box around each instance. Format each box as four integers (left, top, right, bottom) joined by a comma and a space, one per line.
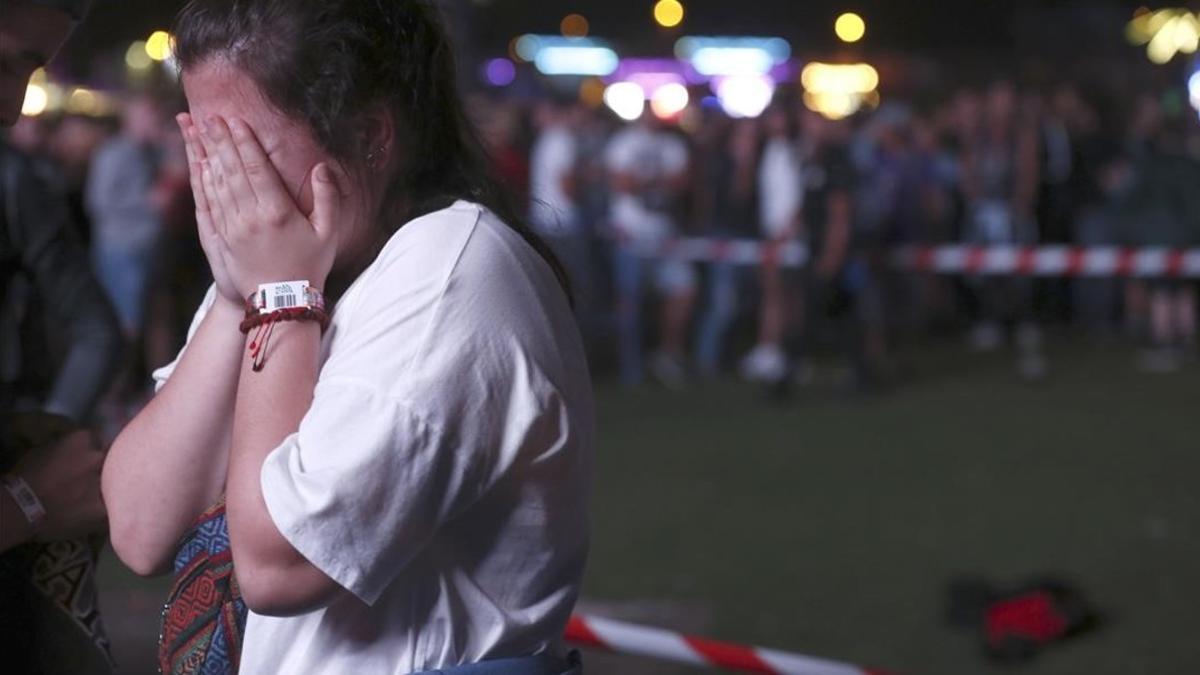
173, 0, 570, 299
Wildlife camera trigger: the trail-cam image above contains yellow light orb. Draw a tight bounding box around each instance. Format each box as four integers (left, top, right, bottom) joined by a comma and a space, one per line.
654, 0, 685, 29
835, 12, 866, 43
22, 83, 48, 117
66, 88, 98, 115
145, 30, 173, 62
126, 41, 153, 70
561, 13, 589, 38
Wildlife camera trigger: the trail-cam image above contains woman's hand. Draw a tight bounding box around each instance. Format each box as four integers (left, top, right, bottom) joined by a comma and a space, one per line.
195, 115, 342, 297
177, 113, 242, 306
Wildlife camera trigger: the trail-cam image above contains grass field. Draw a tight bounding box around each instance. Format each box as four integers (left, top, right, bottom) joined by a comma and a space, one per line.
99, 337, 1199, 674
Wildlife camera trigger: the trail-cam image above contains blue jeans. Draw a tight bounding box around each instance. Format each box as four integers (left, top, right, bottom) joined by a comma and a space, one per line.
694, 261, 741, 376
613, 247, 696, 384
92, 239, 157, 335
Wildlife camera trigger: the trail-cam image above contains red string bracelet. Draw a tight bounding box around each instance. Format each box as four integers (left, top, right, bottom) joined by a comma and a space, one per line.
240, 282, 330, 372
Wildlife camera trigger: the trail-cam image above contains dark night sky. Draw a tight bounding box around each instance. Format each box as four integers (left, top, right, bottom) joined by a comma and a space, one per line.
60, 0, 1197, 78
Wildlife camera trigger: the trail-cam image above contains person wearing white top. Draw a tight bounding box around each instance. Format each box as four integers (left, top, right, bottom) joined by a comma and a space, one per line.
530, 103, 580, 236
605, 116, 695, 387
530, 101, 594, 313
101, 2, 591, 674
742, 104, 803, 383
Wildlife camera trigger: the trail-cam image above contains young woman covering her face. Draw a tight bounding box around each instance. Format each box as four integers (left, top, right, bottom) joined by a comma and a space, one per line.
100, 2, 592, 673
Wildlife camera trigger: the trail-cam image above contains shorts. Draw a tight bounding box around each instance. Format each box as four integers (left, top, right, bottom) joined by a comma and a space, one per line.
614, 246, 696, 296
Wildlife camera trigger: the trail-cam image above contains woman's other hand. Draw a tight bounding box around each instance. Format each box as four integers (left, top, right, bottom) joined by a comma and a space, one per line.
178, 112, 243, 306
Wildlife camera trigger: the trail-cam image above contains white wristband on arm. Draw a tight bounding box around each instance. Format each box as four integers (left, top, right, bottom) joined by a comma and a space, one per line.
2, 474, 47, 526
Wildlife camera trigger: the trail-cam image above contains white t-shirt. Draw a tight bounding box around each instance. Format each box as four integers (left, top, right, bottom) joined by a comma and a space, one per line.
758, 137, 803, 237
604, 125, 688, 241
153, 201, 593, 675
529, 126, 579, 234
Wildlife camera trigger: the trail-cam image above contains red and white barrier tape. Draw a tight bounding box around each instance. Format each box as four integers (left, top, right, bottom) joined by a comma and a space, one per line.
620, 237, 1200, 278
566, 614, 893, 675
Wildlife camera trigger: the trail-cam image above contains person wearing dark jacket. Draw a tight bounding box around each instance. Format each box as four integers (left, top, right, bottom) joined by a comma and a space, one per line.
1, 1, 122, 672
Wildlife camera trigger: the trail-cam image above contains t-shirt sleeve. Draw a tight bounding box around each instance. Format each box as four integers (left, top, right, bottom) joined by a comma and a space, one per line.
151, 284, 217, 392
260, 377, 472, 605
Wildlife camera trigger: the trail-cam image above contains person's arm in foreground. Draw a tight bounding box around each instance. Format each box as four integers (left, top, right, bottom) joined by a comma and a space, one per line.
101, 116, 245, 576
1, 430, 105, 553
196, 116, 349, 615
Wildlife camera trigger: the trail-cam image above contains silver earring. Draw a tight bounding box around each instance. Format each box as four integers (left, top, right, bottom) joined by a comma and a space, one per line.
365, 147, 384, 169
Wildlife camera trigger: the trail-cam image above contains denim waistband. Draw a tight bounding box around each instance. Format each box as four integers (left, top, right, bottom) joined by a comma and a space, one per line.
412, 650, 581, 675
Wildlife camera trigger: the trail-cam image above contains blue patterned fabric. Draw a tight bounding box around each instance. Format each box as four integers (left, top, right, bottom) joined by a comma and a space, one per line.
158, 499, 248, 675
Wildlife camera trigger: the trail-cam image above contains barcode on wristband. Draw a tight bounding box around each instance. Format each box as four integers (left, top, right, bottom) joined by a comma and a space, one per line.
261, 280, 310, 311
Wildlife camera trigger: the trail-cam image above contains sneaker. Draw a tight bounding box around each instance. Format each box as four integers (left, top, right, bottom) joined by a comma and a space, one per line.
1017, 352, 1049, 381
968, 322, 1004, 352
649, 351, 689, 389
739, 344, 788, 382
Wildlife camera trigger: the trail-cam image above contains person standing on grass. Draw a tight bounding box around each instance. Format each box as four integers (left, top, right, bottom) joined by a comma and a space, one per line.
741, 101, 802, 384
100, 1, 593, 674
606, 113, 694, 387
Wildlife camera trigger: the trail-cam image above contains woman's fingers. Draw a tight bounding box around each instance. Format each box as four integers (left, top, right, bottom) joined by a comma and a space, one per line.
200, 116, 258, 217
309, 163, 342, 241
177, 115, 214, 221
199, 156, 230, 239
226, 117, 290, 205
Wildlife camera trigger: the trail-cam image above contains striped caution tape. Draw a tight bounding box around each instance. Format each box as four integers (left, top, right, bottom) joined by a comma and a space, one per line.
619, 237, 1200, 278
566, 614, 896, 675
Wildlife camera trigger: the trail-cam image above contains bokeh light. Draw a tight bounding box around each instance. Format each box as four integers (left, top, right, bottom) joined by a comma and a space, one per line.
650, 82, 690, 119
125, 41, 153, 70
835, 12, 867, 43
604, 81, 646, 121
145, 30, 173, 62
579, 77, 607, 108
484, 58, 516, 86
714, 74, 774, 118
654, 0, 685, 29
561, 13, 589, 38
21, 83, 48, 117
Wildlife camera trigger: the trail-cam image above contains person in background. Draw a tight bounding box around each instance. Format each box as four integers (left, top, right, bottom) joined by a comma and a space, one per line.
960, 79, 1046, 380
1, 1, 120, 672
86, 94, 166, 351
766, 110, 857, 397
693, 114, 759, 376
530, 99, 590, 307
741, 101, 801, 383
606, 113, 693, 387
1115, 98, 1200, 371
144, 110, 208, 380
480, 97, 531, 209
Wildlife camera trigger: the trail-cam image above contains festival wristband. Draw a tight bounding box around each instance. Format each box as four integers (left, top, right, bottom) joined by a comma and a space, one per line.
2, 474, 47, 526
241, 281, 330, 371
247, 280, 326, 315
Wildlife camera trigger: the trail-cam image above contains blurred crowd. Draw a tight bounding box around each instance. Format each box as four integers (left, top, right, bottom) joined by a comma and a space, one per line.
7, 77, 1200, 407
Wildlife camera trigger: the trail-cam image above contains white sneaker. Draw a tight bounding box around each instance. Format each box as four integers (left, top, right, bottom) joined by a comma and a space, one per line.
739, 344, 788, 382
968, 322, 1004, 352
1017, 352, 1049, 381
